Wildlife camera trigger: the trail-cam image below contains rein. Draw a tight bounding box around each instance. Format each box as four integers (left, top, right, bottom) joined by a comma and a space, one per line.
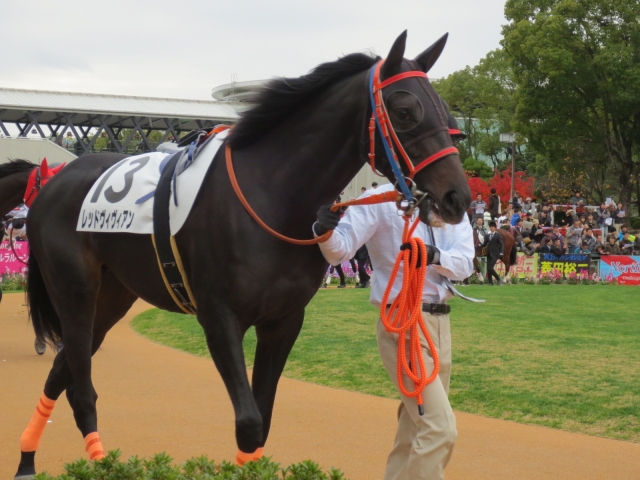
8, 228, 29, 266
227, 140, 438, 413
225, 142, 401, 246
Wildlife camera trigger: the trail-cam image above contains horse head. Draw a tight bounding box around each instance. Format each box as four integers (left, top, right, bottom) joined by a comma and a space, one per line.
371, 31, 471, 226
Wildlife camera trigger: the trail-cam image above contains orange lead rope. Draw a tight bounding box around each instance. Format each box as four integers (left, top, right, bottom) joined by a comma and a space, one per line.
379, 216, 440, 415
227, 141, 436, 413
225, 142, 401, 245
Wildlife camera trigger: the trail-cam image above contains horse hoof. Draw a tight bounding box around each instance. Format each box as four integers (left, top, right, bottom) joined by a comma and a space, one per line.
34, 339, 46, 355
15, 451, 36, 479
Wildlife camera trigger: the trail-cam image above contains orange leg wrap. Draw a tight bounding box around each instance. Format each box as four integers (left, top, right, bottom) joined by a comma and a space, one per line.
236, 447, 264, 466
84, 432, 106, 461
20, 393, 56, 452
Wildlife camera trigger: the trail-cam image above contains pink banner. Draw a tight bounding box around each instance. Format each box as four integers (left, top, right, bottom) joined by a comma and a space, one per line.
0, 240, 29, 274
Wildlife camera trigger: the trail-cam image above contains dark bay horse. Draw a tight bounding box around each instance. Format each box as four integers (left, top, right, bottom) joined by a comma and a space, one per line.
0, 160, 38, 217
472, 228, 517, 278
12, 31, 471, 477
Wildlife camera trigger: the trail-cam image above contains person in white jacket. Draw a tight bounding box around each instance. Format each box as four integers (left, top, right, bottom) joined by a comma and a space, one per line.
313, 183, 474, 480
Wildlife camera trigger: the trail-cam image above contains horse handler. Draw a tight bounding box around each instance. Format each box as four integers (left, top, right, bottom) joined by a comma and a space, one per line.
313, 184, 474, 480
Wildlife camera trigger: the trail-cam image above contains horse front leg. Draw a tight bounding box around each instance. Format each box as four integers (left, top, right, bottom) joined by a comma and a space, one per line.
198, 303, 263, 463
251, 310, 304, 451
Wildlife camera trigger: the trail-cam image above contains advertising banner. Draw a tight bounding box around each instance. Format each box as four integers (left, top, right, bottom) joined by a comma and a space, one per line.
495, 253, 539, 278
599, 256, 640, 285
0, 241, 29, 274
540, 254, 590, 277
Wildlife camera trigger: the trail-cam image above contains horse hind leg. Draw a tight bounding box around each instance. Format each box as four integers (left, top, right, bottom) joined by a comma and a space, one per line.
15, 269, 137, 479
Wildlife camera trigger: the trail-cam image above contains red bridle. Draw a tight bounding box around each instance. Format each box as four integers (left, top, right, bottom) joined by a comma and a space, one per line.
23, 158, 66, 207
368, 61, 459, 181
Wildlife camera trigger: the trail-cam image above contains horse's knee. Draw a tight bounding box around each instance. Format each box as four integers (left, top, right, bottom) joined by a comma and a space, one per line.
235, 411, 263, 453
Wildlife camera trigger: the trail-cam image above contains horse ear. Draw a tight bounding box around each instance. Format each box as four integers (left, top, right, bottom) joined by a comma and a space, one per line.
40, 158, 50, 176
414, 33, 448, 73
381, 30, 407, 80
51, 162, 66, 174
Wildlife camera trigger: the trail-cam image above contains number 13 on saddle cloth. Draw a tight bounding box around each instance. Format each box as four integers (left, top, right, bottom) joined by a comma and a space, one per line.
77, 129, 228, 235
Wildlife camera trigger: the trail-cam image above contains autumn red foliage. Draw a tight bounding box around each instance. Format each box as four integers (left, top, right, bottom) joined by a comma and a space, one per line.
466, 170, 535, 202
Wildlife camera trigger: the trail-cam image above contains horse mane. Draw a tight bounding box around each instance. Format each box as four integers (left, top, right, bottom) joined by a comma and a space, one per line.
228, 52, 380, 149
0, 159, 37, 180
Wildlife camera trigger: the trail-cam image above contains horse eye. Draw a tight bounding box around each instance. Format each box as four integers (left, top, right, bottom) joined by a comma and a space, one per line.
396, 108, 410, 121
386, 91, 423, 132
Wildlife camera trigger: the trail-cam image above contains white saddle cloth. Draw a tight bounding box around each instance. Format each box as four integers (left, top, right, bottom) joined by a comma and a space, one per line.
77, 129, 227, 235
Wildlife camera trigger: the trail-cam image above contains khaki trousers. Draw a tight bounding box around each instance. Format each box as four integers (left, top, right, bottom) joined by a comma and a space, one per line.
377, 312, 457, 480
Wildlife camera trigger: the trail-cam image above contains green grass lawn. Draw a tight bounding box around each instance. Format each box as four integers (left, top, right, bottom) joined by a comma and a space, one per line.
131, 285, 640, 442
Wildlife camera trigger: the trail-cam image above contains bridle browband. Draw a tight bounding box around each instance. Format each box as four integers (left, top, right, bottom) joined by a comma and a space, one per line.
23, 168, 41, 207
367, 60, 459, 205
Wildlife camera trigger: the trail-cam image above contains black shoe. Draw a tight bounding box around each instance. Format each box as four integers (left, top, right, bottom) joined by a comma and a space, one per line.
338, 284, 346, 288
488, 282, 494, 286
356, 281, 371, 289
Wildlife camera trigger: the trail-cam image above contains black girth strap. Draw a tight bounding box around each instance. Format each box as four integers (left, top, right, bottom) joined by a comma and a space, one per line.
152, 151, 197, 315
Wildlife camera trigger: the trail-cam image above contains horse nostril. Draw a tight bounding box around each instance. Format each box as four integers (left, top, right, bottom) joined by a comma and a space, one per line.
443, 189, 466, 213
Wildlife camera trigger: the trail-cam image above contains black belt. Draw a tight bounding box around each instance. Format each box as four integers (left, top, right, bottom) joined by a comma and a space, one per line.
422, 303, 450, 315
384, 303, 450, 315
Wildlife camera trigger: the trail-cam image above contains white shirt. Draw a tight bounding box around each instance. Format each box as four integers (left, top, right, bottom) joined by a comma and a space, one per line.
317, 184, 474, 307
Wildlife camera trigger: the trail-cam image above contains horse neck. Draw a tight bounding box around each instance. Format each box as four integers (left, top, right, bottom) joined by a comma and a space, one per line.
239, 72, 370, 226
0, 170, 31, 216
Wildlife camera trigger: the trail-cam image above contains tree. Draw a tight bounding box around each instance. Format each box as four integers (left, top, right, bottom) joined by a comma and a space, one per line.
502, 0, 640, 214
434, 49, 519, 169
432, 68, 481, 160
463, 157, 494, 179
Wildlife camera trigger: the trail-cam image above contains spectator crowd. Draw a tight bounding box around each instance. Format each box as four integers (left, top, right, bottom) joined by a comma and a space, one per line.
2, 205, 28, 242
469, 189, 639, 258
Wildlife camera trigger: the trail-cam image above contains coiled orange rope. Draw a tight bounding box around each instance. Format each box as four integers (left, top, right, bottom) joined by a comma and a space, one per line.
379, 216, 439, 414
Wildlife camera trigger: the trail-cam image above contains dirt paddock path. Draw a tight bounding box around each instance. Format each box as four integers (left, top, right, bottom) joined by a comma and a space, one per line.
1, 293, 639, 479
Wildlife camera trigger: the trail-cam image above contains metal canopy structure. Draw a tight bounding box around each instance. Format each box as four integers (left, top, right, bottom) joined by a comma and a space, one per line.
211, 79, 267, 103
0, 87, 243, 156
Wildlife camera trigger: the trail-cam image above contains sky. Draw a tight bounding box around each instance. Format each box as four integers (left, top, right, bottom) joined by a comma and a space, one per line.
0, 0, 508, 101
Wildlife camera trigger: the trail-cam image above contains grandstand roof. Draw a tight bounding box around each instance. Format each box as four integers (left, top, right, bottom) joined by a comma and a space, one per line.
0, 87, 243, 125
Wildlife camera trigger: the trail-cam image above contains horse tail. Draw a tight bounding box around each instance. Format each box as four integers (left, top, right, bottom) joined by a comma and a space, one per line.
508, 236, 517, 274
27, 251, 62, 346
